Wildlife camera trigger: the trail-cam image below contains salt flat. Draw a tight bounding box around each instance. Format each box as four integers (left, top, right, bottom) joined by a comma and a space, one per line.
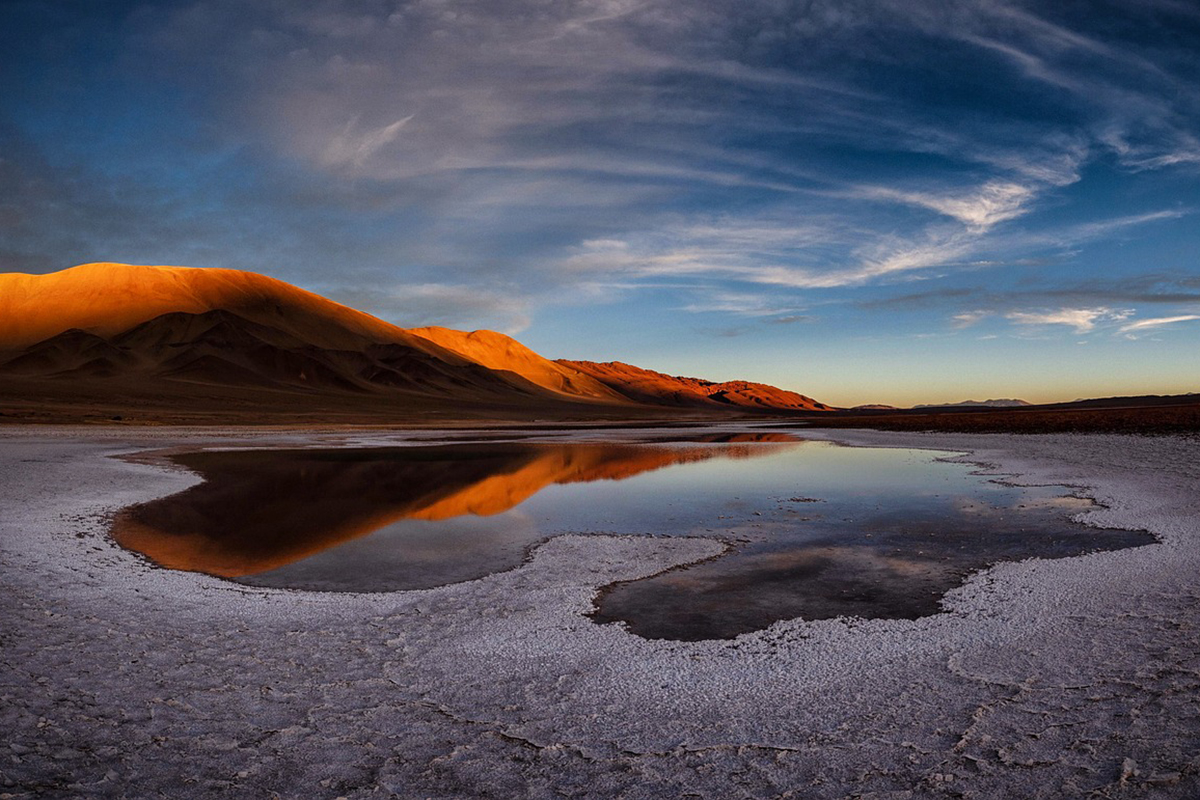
1, 426, 1197, 798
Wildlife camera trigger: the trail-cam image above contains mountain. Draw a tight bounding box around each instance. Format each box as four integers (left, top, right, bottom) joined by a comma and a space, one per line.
0, 263, 828, 421
0, 308, 549, 402
815, 394, 1200, 435
408, 326, 625, 403
912, 399, 1032, 409
0, 262, 613, 403
0, 262, 440, 353
559, 360, 831, 411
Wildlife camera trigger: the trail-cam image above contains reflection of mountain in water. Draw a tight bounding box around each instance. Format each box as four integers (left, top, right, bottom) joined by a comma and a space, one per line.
113, 434, 1155, 637
112, 434, 797, 579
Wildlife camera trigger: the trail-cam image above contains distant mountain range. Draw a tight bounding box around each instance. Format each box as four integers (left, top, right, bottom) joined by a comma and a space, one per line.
912, 399, 1032, 409
0, 263, 829, 420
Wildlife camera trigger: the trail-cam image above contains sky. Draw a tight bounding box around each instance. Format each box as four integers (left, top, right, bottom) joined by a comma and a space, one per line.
2, 0, 1198, 407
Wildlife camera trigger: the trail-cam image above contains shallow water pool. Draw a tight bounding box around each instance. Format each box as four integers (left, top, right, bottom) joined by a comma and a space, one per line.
112, 433, 1152, 639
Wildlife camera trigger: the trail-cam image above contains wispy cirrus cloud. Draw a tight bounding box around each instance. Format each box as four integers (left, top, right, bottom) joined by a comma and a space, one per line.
678, 290, 807, 319
952, 310, 991, 329
1118, 314, 1200, 338
550, 195, 1193, 333
322, 115, 415, 172
1005, 307, 1131, 334
1045, 209, 1193, 244
852, 180, 1037, 232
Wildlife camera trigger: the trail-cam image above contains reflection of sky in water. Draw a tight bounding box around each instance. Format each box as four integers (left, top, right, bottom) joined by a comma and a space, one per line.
257, 442, 982, 589
497, 443, 1054, 542
116, 438, 1153, 638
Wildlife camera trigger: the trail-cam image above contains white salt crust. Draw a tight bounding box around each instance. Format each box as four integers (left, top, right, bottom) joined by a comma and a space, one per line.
1, 425, 1197, 798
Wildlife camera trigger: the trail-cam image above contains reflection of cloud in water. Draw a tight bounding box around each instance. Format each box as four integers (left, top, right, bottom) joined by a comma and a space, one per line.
1018, 495, 1094, 511
951, 492, 1093, 517
659, 545, 948, 587
595, 481, 1154, 640
595, 543, 964, 641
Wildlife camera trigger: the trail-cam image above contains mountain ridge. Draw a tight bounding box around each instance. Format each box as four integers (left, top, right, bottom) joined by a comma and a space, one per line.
0, 263, 617, 403
912, 399, 1032, 409
0, 263, 829, 421
560, 360, 831, 412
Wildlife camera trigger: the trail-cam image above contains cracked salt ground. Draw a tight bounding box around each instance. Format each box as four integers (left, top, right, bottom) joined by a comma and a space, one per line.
1, 426, 1198, 798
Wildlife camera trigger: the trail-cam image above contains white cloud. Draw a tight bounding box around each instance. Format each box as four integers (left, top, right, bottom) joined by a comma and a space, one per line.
1118, 314, 1200, 337
558, 214, 983, 292
322, 114, 414, 171
852, 233, 975, 283
678, 290, 806, 318
961, 35, 1084, 95
952, 310, 991, 328
1058, 209, 1190, 241
991, 208, 1192, 257
579, 238, 629, 251
1005, 307, 1130, 333
1102, 128, 1200, 171
855, 180, 1036, 231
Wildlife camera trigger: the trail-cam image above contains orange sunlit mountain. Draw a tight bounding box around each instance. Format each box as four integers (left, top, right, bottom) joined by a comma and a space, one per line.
561, 360, 831, 411
113, 437, 797, 577
408, 325, 624, 403
0, 262, 439, 351
0, 263, 829, 421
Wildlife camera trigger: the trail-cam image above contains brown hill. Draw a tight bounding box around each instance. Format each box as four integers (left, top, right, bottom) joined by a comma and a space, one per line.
407, 326, 627, 404
0, 263, 829, 422
0, 308, 564, 402
0, 264, 635, 408
559, 360, 831, 411
807, 394, 1200, 434
0, 262, 442, 354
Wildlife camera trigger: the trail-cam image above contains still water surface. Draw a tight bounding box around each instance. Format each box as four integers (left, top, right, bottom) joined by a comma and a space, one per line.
113, 433, 1151, 639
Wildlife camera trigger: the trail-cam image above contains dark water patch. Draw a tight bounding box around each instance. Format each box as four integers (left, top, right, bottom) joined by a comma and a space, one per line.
110, 436, 1153, 638
591, 491, 1150, 640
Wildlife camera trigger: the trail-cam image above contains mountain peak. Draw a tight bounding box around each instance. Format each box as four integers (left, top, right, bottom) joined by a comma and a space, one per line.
0, 262, 424, 353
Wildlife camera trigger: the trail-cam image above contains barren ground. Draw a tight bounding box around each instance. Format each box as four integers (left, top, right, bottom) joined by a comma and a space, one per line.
1, 425, 1198, 798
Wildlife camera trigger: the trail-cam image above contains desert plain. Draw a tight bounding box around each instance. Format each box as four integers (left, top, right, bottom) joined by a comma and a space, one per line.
6, 0, 1200, 795
2, 421, 1198, 799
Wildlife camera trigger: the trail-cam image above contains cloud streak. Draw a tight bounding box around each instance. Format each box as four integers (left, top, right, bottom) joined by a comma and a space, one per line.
322, 115, 415, 172
1005, 307, 1131, 333
1118, 314, 1200, 338
853, 180, 1037, 232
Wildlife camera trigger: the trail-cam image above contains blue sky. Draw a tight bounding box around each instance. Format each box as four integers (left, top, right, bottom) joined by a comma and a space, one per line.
2, 0, 1198, 406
